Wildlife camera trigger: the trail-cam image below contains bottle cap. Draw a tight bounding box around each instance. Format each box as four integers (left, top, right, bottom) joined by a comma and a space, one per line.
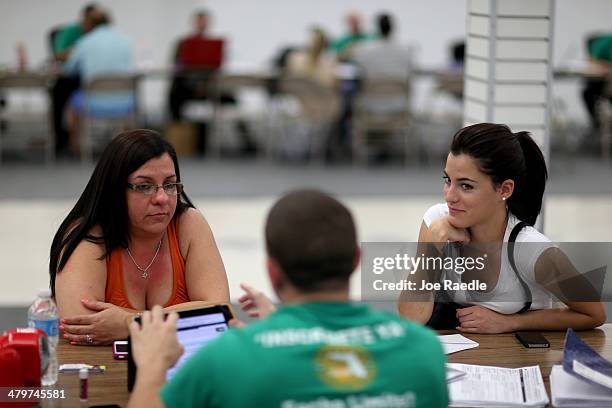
37, 288, 52, 298
79, 367, 88, 379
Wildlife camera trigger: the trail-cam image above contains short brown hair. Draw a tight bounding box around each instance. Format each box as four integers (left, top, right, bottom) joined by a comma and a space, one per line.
265, 190, 358, 292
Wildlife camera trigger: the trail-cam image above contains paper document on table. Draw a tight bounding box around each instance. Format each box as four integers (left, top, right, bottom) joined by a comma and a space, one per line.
551, 365, 612, 407
447, 363, 549, 407
438, 334, 479, 354
446, 364, 467, 384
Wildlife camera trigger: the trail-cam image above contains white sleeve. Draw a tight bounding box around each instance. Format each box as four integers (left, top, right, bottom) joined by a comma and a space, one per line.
514, 227, 557, 283
422, 203, 448, 227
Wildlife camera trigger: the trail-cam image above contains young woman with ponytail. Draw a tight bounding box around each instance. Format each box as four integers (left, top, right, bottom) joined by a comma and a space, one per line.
399, 123, 605, 333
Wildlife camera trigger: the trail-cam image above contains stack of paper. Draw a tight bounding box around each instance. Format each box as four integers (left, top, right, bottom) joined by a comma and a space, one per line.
549, 328, 612, 406
447, 363, 549, 407
438, 334, 479, 354
563, 328, 612, 389
551, 365, 612, 407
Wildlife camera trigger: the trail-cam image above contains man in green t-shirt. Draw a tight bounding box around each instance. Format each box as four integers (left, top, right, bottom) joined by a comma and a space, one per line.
128, 190, 448, 408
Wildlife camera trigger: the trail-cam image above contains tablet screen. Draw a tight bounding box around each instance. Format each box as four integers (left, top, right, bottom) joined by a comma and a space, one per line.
127, 305, 233, 391
167, 312, 228, 379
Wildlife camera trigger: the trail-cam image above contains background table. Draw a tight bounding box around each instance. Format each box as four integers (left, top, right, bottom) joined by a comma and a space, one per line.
51, 324, 612, 407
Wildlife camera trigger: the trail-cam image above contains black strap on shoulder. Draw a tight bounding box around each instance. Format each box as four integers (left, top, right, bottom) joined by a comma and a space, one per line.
508, 221, 532, 314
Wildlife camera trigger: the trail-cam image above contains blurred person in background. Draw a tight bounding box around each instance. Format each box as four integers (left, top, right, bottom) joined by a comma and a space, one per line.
50, 3, 101, 157
329, 12, 373, 162
353, 13, 413, 81
63, 9, 134, 156
330, 12, 372, 62
168, 10, 257, 156
582, 32, 612, 138
168, 10, 215, 122
52, 3, 101, 62
351, 13, 414, 162
286, 26, 337, 88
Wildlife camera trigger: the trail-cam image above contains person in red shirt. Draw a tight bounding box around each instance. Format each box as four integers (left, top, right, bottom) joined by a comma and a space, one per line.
168, 11, 257, 156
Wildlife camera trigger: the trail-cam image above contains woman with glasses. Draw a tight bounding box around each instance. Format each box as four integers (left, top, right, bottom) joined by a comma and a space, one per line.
398, 123, 605, 333
49, 129, 229, 345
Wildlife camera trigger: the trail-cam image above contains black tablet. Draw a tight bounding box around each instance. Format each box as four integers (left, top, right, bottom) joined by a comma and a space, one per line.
127, 304, 233, 391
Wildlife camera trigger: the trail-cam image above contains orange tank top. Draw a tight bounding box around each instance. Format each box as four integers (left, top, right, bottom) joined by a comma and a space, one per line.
105, 218, 190, 310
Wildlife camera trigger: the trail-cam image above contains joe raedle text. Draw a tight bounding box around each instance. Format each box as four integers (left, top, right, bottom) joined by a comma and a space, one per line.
372, 279, 487, 292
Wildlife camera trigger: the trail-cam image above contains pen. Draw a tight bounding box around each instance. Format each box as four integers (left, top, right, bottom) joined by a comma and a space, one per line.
58, 364, 106, 374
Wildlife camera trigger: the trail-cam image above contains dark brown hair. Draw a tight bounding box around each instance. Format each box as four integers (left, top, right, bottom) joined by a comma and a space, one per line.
450, 123, 548, 225
49, 129, 194, 295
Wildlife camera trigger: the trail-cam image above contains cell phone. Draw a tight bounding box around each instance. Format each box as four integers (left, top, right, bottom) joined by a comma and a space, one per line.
515, 331, 550, 348
113, 340, 129, 359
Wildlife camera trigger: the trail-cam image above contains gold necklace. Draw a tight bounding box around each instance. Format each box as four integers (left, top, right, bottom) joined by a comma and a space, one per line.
126, 238, 163, 279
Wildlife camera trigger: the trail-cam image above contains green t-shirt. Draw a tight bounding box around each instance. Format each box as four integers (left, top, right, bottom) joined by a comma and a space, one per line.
54, 23, 83, 53
591, 35, 612, 63
331, 33, 374, 54
161, 302, 448, 408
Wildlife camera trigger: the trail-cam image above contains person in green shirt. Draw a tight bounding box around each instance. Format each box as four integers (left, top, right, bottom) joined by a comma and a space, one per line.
582, 33, 612, 130
330, 12, 374, 61
50, 3, 102, 156
53, 3, 101, 62
128, 190, 448, 408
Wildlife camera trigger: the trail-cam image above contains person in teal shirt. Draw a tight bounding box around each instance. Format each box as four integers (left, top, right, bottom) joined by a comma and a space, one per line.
53, 4, 100, 62
128, 190, 448, 408
63, 11, 134, 154
582, 33, 612, 130
330, 12, 374, 61
50, 3, 101, 156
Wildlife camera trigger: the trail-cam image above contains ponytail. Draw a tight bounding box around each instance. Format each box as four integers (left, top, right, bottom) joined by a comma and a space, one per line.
508, 132, 548, 225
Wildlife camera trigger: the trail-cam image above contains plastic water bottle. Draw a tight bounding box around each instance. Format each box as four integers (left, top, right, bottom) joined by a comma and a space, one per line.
27, 288, 59, 386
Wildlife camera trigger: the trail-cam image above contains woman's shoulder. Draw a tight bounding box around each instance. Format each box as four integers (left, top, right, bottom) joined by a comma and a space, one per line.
76, 225, 106, 255
507, 216, 556, 280
62, 222, 104, 252
507, 215, 552, 244
176, 207, 212, 244
423, 203, 448, 227
176, 207, 207, 230
518, 226, 552, 244
58, 224, 106, 275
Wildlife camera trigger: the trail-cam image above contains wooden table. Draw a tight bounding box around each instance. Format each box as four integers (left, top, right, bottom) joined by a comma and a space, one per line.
445, 324, 612, 406
50, 340, 129, 407
50, 324, 612, 407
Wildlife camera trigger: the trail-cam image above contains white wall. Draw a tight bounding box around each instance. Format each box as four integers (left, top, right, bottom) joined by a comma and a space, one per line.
1, 0, 610, 122
0, 0, 468, 69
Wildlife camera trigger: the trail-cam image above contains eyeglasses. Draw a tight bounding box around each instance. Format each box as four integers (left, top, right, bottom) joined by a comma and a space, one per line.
127, 182, 184, 196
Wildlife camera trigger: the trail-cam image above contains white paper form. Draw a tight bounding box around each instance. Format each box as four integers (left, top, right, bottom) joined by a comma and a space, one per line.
447, 363, 549, 407
438, 334, 479, 354
446, 364, 467, 383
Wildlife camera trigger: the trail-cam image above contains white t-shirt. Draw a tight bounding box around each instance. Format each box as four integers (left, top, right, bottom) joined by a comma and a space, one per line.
423, 203, 555, 314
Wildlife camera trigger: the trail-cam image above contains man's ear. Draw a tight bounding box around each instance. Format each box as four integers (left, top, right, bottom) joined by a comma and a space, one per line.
267, 256, 283, 292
